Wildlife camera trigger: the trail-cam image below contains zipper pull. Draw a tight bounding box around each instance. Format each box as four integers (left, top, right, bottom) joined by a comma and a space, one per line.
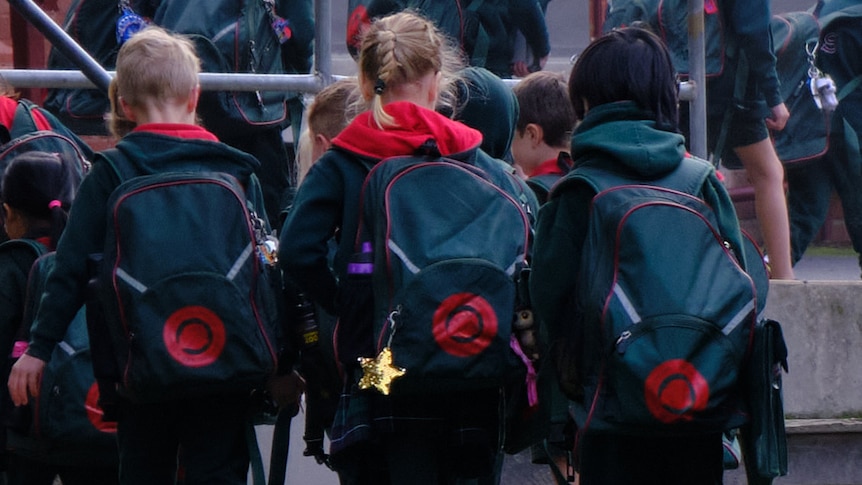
615, 330, 632, 354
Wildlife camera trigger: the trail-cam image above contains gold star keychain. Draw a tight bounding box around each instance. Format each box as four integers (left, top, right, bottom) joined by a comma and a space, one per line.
358, 347, 406, 395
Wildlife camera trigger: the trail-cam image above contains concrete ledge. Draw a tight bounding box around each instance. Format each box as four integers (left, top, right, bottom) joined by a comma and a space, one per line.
764, 280, 862, 419
786, 418, 862, 434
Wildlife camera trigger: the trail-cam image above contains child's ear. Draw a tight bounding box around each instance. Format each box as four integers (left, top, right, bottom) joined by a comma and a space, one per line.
313, 133, 332, 152
3, 203, 24, 239
358, 73, 375, 101
119, 96, 137, 122
187, 84, 201, 112
526, 123, 544, 146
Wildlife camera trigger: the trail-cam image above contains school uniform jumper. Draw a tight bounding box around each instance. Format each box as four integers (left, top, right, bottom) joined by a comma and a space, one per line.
347, 0, 550, 78
25, 124, 267, 485
531, 101, 743, 485
679, 0, 783, 163
280, 101, 523, 484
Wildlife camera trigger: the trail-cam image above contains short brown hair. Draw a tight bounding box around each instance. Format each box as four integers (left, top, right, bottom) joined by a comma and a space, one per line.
513, 71, 575, 148
307, 78, 363, 140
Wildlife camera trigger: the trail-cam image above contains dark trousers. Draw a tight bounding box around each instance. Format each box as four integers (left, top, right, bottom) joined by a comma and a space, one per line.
577, 432, 724, 485
5, 453, 118, 485
787, 128, 862, 270
116, 394, 250, 485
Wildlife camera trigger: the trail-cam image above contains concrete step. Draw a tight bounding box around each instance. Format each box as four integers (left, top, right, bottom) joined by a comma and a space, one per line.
724, 419, 862, 485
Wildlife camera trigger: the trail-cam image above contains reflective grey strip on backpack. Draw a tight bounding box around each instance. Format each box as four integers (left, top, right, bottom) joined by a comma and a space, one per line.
118, 242, 253, 291
723, 300, 755, 336
389, 238, 525, 278
58, 341, 76, 356
388, 240, 420, 274
116, 268, 147, 293
614, 283, 642, 324
614, 281, 756, 334
227, 243, 254, 281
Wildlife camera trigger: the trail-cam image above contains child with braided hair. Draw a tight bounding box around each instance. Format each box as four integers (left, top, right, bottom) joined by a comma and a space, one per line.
280, 10, 530, 484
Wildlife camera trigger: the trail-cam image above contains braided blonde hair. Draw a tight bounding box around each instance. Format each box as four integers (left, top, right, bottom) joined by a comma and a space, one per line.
358, 10, 464, 129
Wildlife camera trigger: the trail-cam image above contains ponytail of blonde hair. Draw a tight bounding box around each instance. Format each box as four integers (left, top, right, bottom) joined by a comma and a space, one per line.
358, 11, 465, 129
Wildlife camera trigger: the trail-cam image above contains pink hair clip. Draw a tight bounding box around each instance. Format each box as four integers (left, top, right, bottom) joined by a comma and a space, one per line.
48, 199, 62, 209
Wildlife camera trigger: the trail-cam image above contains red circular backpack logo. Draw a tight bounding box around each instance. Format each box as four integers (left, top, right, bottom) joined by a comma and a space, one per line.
84, 383, 117, 433
163, 306, 226, 367
432, 293, 497, 357
644, 359, 710, 423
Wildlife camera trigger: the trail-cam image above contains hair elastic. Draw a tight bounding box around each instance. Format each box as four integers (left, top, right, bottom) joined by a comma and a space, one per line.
374, 79, 386, 95
48, 200, 62, 209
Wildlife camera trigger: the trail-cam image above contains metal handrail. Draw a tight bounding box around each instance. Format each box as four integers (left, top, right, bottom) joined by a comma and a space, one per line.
0, 70, 351, 94
2, 0, 340, 95
7, 0, 112, 92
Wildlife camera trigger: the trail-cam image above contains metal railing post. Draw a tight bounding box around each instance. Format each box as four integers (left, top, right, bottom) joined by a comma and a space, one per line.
688, 0, 708, 159
7, 0, 112, 93
314, 0, 333, 88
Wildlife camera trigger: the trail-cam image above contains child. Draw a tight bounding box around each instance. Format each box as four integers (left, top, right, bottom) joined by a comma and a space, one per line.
297, 78, 364, 185
7, 27, 300, 485
531, 27, 746, 484
686, 0, 795, 279
509, 69, 576, 485
0, 152, 117, 485
280, 11, 528, 484
511, 70, 576, 204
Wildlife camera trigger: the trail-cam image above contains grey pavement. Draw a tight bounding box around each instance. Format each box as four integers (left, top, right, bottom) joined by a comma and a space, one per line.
793, 246, 859, 280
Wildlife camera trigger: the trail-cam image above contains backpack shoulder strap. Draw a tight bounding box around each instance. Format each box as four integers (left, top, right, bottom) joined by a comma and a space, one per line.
10, 99, 52, 137
562, 156, 713, 196
0, 238, 46, 260
0, 239, 50, 344
838, 74, 862, 101
97, 147, 136, 183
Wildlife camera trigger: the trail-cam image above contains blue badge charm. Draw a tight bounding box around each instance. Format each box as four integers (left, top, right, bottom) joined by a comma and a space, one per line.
116, 7, 149, 45
271, 15, 292, 44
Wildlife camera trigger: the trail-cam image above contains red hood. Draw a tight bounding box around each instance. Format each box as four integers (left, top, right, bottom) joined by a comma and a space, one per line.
332, 101, 482, 159
1, 96, 51, 132
132, 123, 219, 141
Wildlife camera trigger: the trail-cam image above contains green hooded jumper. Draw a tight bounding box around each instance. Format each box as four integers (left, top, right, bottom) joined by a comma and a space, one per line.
530, 101, 745, 431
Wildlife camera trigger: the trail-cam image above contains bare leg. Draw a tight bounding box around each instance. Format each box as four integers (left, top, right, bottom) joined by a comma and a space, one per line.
733, 139, 795, 279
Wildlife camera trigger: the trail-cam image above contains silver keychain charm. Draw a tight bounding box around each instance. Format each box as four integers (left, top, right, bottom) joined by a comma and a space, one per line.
807, 42, 839, 113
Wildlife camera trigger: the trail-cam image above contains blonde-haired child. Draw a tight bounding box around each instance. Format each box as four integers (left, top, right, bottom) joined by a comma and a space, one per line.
9, 26, 301, 484
280, 10, 526, 483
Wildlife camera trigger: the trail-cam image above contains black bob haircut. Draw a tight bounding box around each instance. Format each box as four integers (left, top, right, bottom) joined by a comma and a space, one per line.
568, 26, 679, 132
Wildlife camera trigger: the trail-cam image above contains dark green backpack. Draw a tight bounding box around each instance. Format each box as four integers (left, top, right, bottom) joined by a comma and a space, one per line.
152, 0, 290, 135
348, 153, 531, 395
97, 151, 282, 403
42, 0, 122, 135
0, 98, 94, 162
2, 241, 117, 466
603, 0, 727, 77
552, 157, 760, 436
768, 11, 830, 166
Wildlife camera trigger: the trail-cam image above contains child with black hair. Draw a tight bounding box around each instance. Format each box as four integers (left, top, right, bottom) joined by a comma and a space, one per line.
532, 27, 747, 484
0, 152, 117, 485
